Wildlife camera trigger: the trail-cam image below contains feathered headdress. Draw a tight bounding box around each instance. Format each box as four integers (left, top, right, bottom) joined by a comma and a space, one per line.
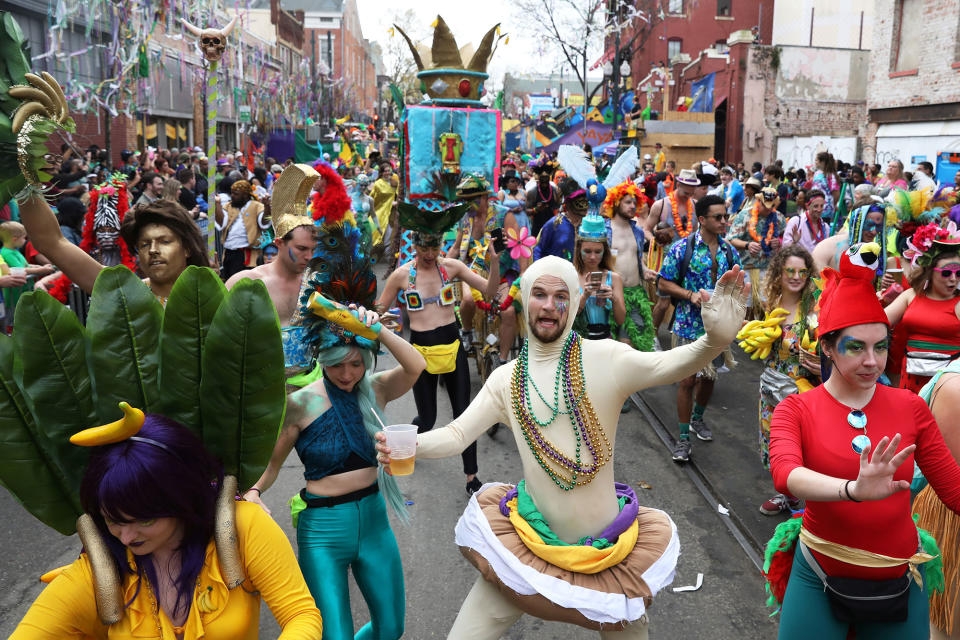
308, 161, 352, 226
602, 180, 648, 218
557, 145, 638, 217
298, 211, 378, 352
49, 174, 136, 303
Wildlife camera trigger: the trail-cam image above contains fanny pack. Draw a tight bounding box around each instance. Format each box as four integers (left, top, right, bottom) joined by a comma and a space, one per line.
905, 350, 953, 377
799, 542, 911, 624
759, 367, 799, 406
414, 340, 460, 374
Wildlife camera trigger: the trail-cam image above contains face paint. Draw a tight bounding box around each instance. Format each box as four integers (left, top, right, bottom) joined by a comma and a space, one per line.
836, 336, 863, 355
555, 300, 568, 316
288, 248, 296, 263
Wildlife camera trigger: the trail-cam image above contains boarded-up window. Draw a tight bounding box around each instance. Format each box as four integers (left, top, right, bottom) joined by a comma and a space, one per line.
894, 0, 923, 71
668, 39, 682, 60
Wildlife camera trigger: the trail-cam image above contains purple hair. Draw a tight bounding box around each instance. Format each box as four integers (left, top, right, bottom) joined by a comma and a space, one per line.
79, 414, 223, 617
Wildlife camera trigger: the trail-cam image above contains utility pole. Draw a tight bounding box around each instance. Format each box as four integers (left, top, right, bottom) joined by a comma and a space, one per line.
610, 1, 621, 152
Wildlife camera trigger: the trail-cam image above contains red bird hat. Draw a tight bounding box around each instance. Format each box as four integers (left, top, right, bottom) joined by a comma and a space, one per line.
817, 241, 890, 336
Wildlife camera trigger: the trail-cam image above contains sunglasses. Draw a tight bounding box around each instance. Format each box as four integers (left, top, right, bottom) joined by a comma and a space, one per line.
934, 266, 960, 278
704, 213, 730, 221
784, 267, 809, 278
862, 221, 882, 233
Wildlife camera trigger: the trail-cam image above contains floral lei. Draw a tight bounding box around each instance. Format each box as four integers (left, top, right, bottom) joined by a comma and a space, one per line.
668, 190, 693, 238
748, 201, 778, 255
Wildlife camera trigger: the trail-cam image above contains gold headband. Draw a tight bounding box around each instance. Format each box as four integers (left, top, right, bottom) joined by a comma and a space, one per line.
272, 164, 319, 238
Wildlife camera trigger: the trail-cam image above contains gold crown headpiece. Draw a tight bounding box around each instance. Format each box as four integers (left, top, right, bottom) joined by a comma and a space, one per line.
272, 164, 319, 238
394, 16, 503, 106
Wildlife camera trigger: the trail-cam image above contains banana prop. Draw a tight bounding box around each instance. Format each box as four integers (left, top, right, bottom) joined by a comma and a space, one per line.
736, 307, 790, 360
306, 292, 381, 340
799, 329, 819, 354
69, 402, 145, 446
198, 585, 217, 613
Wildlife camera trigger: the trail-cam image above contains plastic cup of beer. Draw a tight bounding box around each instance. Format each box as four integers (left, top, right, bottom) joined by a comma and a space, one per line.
385, 424, 418, 476
9, 267, 25, 277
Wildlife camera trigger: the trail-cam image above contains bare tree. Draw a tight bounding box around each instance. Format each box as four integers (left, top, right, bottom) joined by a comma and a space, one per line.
378, 9, 427, 120
511, 0, 605, 110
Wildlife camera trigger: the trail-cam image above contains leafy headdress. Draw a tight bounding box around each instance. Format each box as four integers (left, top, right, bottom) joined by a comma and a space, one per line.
0, 266, 285, 621
0, 11, 76, 207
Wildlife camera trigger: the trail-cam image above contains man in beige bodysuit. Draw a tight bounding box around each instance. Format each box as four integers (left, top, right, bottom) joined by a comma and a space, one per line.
377, 255, 748, 638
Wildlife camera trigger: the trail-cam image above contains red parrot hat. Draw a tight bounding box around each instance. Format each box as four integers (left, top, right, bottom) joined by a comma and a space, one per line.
817, 241, 890, 336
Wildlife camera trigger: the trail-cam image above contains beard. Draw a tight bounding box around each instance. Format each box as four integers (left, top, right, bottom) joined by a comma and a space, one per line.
529, 317, 566, 343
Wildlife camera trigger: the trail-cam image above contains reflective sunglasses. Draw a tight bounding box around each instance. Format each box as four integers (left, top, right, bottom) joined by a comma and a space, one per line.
705, 213, 730, 221
934, 266, 960, 279
784, 267, 809, 278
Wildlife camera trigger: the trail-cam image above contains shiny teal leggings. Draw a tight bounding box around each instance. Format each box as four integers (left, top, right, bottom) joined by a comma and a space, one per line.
777, 545, 929, 639
297, 490, 405, 640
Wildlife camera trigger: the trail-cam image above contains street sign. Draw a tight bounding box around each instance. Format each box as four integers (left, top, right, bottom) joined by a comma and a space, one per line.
238, 105, 251, 124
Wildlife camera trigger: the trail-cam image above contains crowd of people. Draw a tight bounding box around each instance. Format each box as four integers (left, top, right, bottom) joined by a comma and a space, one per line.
6, 132, 960, 640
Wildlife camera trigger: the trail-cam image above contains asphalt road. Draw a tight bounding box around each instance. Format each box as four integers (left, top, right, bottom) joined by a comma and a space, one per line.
0, 339, 780, 639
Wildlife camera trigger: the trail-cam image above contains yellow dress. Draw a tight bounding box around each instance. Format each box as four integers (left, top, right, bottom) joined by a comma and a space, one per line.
370, 176, 398, 245
11, 501, 323, 639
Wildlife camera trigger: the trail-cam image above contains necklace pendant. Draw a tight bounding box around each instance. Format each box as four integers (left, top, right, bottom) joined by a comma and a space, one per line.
847, 409, 867, 430
851, 434, 871, 455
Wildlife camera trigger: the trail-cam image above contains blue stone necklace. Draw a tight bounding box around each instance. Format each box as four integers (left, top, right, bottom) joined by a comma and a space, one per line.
847, 409, 870, 455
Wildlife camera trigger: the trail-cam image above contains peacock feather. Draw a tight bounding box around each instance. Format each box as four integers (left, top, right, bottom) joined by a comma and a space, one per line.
298, 216, 378, 352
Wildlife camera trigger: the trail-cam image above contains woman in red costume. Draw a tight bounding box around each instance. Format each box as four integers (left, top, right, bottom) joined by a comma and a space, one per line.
884, 224, 960, 393
766, 241, 960, 639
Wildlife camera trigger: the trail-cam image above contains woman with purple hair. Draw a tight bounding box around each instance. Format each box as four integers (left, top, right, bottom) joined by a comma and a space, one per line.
11, 412, 324, 639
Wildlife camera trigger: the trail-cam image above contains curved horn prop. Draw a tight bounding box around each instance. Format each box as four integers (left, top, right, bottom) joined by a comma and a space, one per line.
220, 15, 238, 37
180, 18, 203, 38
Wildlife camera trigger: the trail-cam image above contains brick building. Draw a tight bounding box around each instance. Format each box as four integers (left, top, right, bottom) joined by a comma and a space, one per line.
289, 0, 382, 121
606, 0, 772, 163
864, 0, 960, 181
7, 0, 301, 166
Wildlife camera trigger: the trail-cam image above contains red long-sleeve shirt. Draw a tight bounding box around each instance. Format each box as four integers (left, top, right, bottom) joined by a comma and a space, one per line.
770, 384, 960, 579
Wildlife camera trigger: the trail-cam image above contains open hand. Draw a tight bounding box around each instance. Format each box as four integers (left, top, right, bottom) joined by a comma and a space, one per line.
242, 489, 272, 515
849, 434, 915, 501
701, 265, 750, 345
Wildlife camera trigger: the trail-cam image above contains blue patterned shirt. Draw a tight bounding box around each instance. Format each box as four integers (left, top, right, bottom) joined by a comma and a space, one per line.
659, 232, 741, 340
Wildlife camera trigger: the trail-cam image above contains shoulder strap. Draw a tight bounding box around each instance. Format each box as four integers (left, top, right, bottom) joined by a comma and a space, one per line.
676, 233, 697, 286
798, 541, 829, 587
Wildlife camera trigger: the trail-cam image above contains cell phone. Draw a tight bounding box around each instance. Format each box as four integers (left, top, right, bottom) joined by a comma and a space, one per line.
588, 271, 603, 287
490, 228, 506, 253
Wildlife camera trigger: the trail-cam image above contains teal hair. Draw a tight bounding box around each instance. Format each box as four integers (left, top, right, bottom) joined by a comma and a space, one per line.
315, 345, 409, 522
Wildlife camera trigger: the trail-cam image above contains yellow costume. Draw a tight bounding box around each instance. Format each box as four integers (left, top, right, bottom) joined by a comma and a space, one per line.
11, 502, 323, 639
370, 176, 398, 245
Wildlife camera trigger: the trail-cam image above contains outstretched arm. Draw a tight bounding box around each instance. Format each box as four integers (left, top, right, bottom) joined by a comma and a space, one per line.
614, 266, 749, 395
19, 195, 103, 293
375, 367, 511, 465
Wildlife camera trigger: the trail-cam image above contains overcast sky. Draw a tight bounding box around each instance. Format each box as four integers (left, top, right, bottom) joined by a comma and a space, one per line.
355, 0, 568, 86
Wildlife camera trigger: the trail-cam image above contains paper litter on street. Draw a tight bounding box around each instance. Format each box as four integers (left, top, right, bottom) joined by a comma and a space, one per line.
672, 573, 704, 593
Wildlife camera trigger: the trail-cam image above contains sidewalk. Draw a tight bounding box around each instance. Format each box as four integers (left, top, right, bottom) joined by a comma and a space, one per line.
638, 341, 790, 558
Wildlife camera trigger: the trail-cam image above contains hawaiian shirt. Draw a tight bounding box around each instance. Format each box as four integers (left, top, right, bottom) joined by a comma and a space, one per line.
659, 231, 741, 340
725, 208, 786, 270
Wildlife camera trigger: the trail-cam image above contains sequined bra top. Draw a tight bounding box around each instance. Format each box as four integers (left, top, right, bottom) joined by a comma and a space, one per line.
399, 261, 456, 311
294, 377, 377, 480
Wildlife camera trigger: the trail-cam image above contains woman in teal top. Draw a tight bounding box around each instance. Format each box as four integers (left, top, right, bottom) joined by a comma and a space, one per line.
573, 212, 626, 340
243, 222, 426, 639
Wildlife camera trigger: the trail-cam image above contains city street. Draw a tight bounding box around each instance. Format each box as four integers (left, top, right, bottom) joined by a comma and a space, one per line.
0, 337, 780, 639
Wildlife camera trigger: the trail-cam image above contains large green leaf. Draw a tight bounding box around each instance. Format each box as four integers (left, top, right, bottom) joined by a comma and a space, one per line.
11, 291, 92, 523
86, 266, 163, 421
200, 279, 285, 489
0, 334, 81, 535
158, 266, 226, 433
